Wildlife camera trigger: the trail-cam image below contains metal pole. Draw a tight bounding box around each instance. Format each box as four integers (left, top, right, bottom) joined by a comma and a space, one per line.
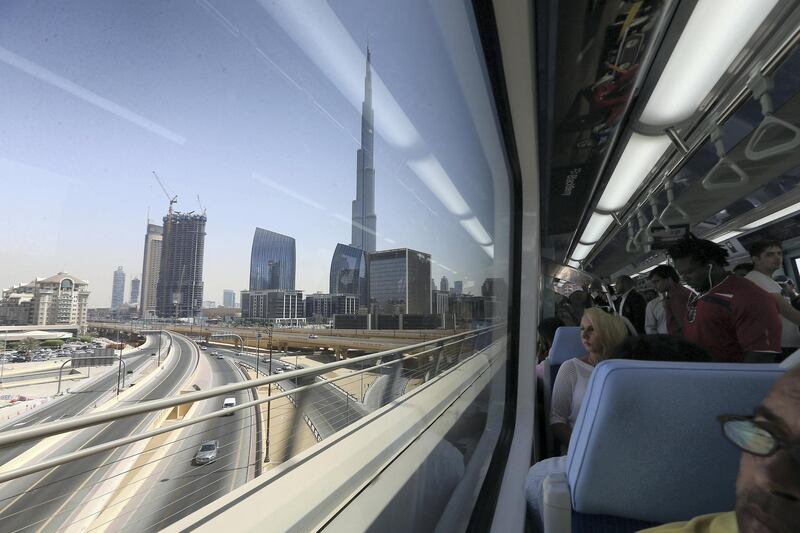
56, 359, 72, 395
265, 325, 272, 463
1, 338, 5, 386
256, 333, 261, 376
158, 329, 162, 366
116, 330, 123, 396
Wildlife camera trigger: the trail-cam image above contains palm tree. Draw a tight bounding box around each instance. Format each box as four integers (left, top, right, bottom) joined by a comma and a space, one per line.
20, 337, 40, 355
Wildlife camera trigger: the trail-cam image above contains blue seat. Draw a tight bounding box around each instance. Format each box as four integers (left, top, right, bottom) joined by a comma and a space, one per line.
542, 360, 784, 531
542, 327, 584, 456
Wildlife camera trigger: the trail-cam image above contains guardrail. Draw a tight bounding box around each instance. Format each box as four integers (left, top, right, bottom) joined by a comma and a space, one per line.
0, 323, 502, 531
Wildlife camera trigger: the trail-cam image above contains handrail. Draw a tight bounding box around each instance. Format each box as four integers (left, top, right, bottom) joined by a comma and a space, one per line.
0, 328, 499, 484
0, 325, 501, 448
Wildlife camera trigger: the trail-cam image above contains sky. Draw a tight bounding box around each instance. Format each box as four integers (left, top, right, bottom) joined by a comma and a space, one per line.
0, 0, 511, 308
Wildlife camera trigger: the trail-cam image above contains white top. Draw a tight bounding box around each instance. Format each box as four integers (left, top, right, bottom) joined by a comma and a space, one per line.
746, 271, 800, 347
550, 357, 593, 429
645, 296, 668, 334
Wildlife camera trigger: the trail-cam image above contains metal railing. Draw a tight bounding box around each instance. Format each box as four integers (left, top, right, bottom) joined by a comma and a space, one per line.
0, 326, 498, 478
0, 325, 502, 531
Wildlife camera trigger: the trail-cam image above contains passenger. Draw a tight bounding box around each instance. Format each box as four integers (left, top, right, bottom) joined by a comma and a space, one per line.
590, 279, 614, 310
614, 275, 647, 334
745, 240, 800, 359
639, 363, 800, 533
612, 334, 710, 362
774, 274, 800, 311
646, 265, 693, 336
535, 317, 565, 381
550, 308, 627, 448
732, 262, 754, 277
667, 235, 782, 363
556, 289, 592, 327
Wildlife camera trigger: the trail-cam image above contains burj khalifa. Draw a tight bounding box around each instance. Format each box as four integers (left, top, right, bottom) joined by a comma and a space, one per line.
351, 48, 377, 253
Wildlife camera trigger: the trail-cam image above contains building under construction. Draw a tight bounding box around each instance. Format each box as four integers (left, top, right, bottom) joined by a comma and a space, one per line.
155, 211, 207, 319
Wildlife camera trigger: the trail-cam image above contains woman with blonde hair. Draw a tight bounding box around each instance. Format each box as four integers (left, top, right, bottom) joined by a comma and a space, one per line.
525, 309, 628, 527
550, 307, 628, 447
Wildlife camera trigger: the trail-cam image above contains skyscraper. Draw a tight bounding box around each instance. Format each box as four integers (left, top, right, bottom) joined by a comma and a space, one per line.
440, 276, 449, 293
453, 280, 463, 296
155, 211, 206, 318
351, 48, 376, 253
368, 248, 431, 315
111, 266, 125, 309
329, 243, 367, 303
130, 277, 141, 305
223, 289, 236, 308
140, 223, 163, 318
250, 228, 295, 291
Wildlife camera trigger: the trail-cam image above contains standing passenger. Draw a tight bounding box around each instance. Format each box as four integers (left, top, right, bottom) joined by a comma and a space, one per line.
647, 265, 692, 336
667, 235, 782, 363
745, 240, 800, 358
614, 275, 647, 334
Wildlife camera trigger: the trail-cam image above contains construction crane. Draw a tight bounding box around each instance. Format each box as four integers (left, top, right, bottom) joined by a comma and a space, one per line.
196, 194, 206, 215
152, 171, 178, 215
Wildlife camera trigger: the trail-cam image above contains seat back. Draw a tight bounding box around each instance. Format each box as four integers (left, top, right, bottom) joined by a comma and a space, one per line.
566, 360, 784, 524
543, 327, 584, 455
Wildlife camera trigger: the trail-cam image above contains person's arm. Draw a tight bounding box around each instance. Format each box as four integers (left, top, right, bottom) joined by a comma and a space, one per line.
771, 293, 800, 326
550, 360, 577, 447
644, 300, 659, 334
735, 288, 783, 360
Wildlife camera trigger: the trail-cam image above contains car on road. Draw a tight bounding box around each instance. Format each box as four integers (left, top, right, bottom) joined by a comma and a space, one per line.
200, 346, 208, 350
222, 397, 236, 415
192, 440, 219, 465
308, 334, 319, 339
215, 354, 224, 360
274, 368, 285, 374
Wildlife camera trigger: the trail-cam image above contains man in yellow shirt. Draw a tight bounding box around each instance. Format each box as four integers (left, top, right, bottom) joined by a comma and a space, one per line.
641, 365, 800, 532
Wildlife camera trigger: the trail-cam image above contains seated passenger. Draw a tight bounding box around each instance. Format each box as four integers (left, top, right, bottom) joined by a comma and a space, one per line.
639, 363, 800, 532
613, 334, 710, 362
535, 317, 564, 381
550, 308, 627, 448
667, 234, 782, 363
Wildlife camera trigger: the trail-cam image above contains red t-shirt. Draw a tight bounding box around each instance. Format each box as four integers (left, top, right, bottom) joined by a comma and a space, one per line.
682, 276, 782, 362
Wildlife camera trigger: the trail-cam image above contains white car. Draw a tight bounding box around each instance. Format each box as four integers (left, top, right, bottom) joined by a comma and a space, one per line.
222, 397, 236, 415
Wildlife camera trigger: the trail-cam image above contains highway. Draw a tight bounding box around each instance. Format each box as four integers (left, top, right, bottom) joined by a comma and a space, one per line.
0, 333, 198, 532
214, 346, 369, 438
108, 352, 256, 532
0, 333, 169, 465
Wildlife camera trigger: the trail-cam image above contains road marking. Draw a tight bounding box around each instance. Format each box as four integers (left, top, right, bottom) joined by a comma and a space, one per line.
40, 416, 52, 423
11, 422, 27, 427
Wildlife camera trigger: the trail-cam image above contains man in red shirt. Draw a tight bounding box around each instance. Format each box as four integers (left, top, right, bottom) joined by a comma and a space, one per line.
667, 235, 782, 363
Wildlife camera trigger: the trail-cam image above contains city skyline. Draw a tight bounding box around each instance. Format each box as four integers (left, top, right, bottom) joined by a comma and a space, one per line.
0, 1, 503, 308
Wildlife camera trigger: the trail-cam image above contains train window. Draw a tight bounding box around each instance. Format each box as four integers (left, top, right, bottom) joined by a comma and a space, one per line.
0, 1, 514, 531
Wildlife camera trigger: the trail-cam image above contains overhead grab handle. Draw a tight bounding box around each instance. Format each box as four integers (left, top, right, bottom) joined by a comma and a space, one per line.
659, 179, 690, 227
625, 223, 639, 253
646, 197, 666, 236
702, 126, 749, 191
745, 73, 800, 161
633, 208, 653, 247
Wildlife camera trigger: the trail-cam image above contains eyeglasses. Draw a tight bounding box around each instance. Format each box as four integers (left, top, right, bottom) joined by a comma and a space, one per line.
718, 415, 800, 463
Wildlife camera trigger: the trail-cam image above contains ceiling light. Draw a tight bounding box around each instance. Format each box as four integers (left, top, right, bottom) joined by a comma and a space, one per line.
571, 242, 594, 261
741, 203, 800, 230
711, 230, 743, 243
596, 134, 672, 212
639, 0, 779, 126
579, 212, 615, 244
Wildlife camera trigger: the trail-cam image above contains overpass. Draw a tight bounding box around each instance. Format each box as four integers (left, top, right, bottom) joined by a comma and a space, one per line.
89, 322, 453, 354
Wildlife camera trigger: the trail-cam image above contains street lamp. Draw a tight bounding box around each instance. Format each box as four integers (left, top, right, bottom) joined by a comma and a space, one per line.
265, 324, 273, 463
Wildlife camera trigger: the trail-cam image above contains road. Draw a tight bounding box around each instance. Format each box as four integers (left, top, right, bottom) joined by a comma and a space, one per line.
0, 333, 198, 533
214, 347, 369, 438
109, 351, 256, 532
0, 333, 170, 465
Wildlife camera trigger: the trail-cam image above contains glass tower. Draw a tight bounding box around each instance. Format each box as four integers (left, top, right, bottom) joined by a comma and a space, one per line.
250, 228, 296, 291
329, 243, 367, 301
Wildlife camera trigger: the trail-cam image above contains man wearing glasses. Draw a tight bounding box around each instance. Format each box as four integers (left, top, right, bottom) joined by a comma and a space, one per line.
641, 363, 800, 532
667, 235, 782, 363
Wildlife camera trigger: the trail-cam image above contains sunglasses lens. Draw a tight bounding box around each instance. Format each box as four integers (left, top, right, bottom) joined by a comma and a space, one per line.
723, 420, 775, 455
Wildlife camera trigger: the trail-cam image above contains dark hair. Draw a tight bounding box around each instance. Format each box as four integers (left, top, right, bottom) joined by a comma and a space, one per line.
537, 317, 565, 347
733, 263, 754, 274
748, 240, 783, 259
667, 234, 729, 267
612, 334, 711, 362
648, 265, 679, 283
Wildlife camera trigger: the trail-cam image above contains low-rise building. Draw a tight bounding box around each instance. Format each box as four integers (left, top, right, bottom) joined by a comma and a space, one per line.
0, 272, 90, 333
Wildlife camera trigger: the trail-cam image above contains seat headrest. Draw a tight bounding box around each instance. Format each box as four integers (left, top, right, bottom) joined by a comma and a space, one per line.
567, 360, 784, 523
548, 327, 584, 365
